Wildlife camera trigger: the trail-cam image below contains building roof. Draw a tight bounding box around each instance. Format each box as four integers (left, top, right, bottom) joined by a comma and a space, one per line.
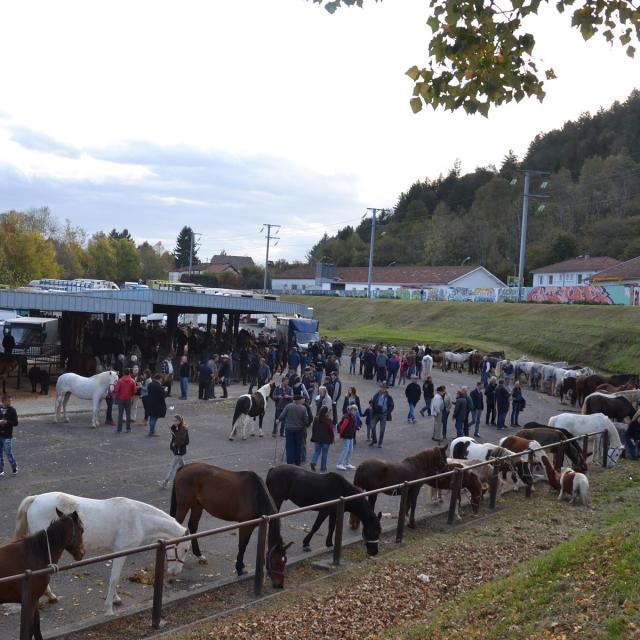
591, 255, 640, 282
531, 257, 620, 274
172, 263, 239, 275
273, 265, 502, 286
210, 255, 255, 270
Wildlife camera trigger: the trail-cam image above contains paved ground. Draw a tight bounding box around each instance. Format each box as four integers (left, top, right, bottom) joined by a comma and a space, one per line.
0, 363, 570, 637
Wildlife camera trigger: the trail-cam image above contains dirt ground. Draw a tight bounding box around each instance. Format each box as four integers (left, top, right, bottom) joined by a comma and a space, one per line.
0, 361, 576, 639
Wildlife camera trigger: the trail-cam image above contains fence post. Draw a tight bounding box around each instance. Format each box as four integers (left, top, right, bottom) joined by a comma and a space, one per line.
525, 451, 534, 498
396, 482, 410, 543
489, 462, 500, 509
553, 442, 565, 471
332, 498, 345, 566
254, 517, 268, 596
151, 541, 166, 629
447, 470, 462, 524
582, 434, 589, 462
602, 429, 610, 468
20, 570, 33, 640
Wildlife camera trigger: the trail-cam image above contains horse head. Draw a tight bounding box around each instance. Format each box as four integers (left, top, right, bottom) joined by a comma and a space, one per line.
266, 540, 293, 588
362, 511, 382, 556
56, 508, 85, 561
452, 440, 470, 460
166, 530, 191, 576
436, 444, 449, 474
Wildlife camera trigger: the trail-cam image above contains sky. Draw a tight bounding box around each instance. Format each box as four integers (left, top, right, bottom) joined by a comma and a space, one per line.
0, 0, 639, 263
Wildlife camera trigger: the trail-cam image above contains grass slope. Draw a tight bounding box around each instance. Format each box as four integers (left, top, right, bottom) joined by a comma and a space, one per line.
287, 296, 640, 373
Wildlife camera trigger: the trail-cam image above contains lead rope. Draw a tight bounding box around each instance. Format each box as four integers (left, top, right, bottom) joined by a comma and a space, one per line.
44, 529, 59, 574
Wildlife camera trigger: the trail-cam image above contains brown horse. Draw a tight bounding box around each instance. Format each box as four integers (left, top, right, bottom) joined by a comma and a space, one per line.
1, 510, 84, 640
0, 354, 20, 394
582, 393, 636, 422
576, 374, 639, 406
595, 382, 635, 394
517, 425, 588, 473
169, 462, 291, 587
353, 445, 448, 529
499, 435, 561, 490
425, 462, 483, 518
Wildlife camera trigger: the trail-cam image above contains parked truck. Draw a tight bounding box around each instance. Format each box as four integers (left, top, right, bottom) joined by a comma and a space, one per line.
275, 317, 320, 352
1, 317, 60, 356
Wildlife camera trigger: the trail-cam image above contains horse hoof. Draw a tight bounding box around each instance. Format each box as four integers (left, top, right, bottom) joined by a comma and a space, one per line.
237, 569, 248, 576
407, 522, 417, 530
303, 545, 311, 552
47, 595, 59, 604
113, 596, 122, 606
228, 437, 234, 441
105, 610, 115, 616
242, 437, 247, 441
198, 556, 208, 565
259, 434, 264, 438
64, 418, 70, 423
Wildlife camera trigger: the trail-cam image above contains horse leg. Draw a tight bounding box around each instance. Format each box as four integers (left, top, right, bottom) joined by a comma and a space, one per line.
91, 396, 99, 428
53, 394, 61, 422
33, 605, 43, 640
407, 487, 419, 529
43, 584, 58, 603
236, 524, 256, 575
62, 391, 71, 423
368, 494, 378, 511
325, 510, 337, 548
258, 411, 264, 437
104, 556, 126, 614
303, 510, 329, 551
187, 505, 207, 563
242, 415, 249, 440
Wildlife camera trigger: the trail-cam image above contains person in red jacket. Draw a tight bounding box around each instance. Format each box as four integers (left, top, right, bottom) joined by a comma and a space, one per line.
114, 368, 137, 433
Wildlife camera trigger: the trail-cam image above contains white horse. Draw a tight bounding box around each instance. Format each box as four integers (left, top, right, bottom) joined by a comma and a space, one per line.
54, 370, 118, 428
421, 354, 433, 377
443, 351, 471, 372
548, 412, 622, 467
14, 492, 190, 615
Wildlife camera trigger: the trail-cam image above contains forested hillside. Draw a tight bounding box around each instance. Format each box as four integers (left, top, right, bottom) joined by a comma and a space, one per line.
308, 90, 640, 283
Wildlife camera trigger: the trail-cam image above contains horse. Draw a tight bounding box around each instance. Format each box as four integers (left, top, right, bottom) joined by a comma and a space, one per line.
425, 461, 483, 519
517, 425, 588, 473
54, 370, 118, 428
353, 446, 448, 529
14, 492, 189, 615
548, 412, 623, 467
558, 468, 589, 506
0, 354, 20, 394
266, 465, 381, 555
582, 392, 636, 421
170, 462, 291, 586
498, 435, 561, 490
442, 351, 471, 373
229, 382, 275, 440
28, 366, 50, 395
595, 382, 635, 394
422, 354, 433, 377
2, 510, 84, 640
576, 374, 639, 407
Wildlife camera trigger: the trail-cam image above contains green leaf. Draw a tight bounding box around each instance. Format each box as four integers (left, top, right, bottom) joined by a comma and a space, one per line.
427, 15, 440, 33
410, 97, 423, 113
627, 45, 636, 57
406, 65, 421, 81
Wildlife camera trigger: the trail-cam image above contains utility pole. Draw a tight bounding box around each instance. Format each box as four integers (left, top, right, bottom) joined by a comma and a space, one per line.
261, 224, 280, 292
366, 208, 390, 298
188, 231, 194, 279
516, 169, 549, 302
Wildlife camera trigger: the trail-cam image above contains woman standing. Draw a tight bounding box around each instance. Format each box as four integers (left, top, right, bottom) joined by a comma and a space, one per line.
511, 381, 524, 427
146, 374, 168, 436
341, 386, 362, 416
336, 405, 358, 470
310, 405, 334, 472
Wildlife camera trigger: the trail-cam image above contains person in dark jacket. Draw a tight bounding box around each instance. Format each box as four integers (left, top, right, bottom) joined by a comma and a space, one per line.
405, 376, 422, 423
178, 355, 190, 400
2, 329, 15, 356
218, 354, 232, 398
158, 415, 189, 488
277, 394, 310, 465
310, 405, 335, 472
452, 390, 468, 438
247, 351, 259, 392
336, 405, 358, 470
485, 377, 497, 426
198, 360, 214, 400
272, 376, 293, 436
462, 386, 474, 436
419, 376, 434, 417
0, 394, 18, 475
369, 383, 395, 448
495, 379, 510, 429
510, 381, 524, 427
470, 382, 485, 437
146, 374, 168, 436
342, 386, 362, 416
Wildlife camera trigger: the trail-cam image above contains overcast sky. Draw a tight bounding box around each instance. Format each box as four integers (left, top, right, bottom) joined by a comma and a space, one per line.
0, 0, 638, 262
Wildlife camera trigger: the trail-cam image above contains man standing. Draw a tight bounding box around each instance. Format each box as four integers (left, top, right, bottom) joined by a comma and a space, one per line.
419, 375, 434, 417
178, 355, 190, 400
375, 350, 388, 384
480, 356, 491, 387
329, 371, 342, 424
511, 381, 524, 427
430, 385, 450, 442
218, 354, 231, 399
495, 379, 510, 430
369, 383, 394, 448
0, 394, 18, 476
161, 353, 174, 397
470, 382, 484, 438
257, 358, 272, 388
485, 376, 497, 426
453, 389, 468, 438
502, 360, 514, 389
114, 368, 137, 433
287, 348, 301, 376
272, 376, 293, 436
277, 393, 310, 465
405, 375, 422, 424
198, 359, 214, 400
2, 329, 15, 356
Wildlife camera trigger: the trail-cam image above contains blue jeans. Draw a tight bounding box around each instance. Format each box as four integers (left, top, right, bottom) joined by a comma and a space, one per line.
349, 361, 356, 374
387, 371, 397, 386
180, 377, 189, 399
455, 419, 465, 438
472, 409, 482, 434
311, 443, 330, 470
511, 407, 520, 425
285, 429, 304, 465
625, 433, 639, 460
105, 397, 114, 423
0, 437, 17, 472
337, 439, 354, 467
148, 416, 159, 435
497, 412, 507, 429
442, 409, 449, 440
407, 403, 417, 422
371, 415, 387, 445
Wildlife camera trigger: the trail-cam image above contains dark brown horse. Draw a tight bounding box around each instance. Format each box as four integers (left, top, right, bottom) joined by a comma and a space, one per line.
576, 374, 639, 406
425, 462, 483, 518
169, 462, 291, 587
595, 382, 635, 394
518, 425, 588, 473
353, 445, 448, 529
1, 510, 84, 640
582, 394, 636, 422
0, 354, 20, 394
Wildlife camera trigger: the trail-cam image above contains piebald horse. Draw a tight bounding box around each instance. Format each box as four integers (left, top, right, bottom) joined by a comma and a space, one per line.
229, 382, 275, 440
54, 370, 118, 428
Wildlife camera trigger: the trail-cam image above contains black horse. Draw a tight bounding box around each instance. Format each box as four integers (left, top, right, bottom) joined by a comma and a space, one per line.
28, 366, 50, 395
266, 465, 382, 555
229, 381, 275, 440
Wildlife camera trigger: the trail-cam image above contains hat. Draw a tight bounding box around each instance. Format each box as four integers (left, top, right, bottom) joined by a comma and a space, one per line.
380, 382, 389, 389
221, 354, 229, 359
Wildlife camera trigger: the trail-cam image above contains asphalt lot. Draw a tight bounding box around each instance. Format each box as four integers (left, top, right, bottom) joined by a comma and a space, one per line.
0, 361, 570, 637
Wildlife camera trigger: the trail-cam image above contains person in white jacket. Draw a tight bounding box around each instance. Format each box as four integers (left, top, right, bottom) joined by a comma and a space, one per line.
430, 385, 451, 443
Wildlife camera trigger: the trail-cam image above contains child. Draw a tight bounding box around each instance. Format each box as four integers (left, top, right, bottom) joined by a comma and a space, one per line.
158, 415, 189, 489
362, 401, 374, 442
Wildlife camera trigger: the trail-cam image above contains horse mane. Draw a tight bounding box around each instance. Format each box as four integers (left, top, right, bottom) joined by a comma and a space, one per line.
407, 446, 444, 471
249, 472, 282, 548
24, 517, 69, 563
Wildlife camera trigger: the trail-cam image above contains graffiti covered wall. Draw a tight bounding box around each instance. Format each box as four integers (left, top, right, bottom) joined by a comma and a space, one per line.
525, 285, 629, 305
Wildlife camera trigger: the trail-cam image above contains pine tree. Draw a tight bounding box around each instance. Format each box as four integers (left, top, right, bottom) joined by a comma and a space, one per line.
174, 226, 200, 268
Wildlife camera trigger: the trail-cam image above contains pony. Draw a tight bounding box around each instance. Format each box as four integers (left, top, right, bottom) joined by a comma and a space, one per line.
14, 492, 189, 615
576, 374, 639, 407
353, 445, 448, 529
442, 351, 471, 373
548, 412, 623, 467
499, 435, 561, 490
266, 465, 381, 555
582, 392, 636, 421
558, 468, 589, 506
170, 462, 291, 587
28, 366, 50, 395
229, 382, 275, 440
0, 354, 20, 394
1, 510, 84, 640
54, 370, 118, 428
422, 354, 433, 377
425, 461, 483, 519
517, 425, 588, 473
595, 382, 636, 394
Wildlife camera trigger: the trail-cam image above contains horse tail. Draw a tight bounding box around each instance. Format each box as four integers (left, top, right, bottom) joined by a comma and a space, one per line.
14, 495, 36, 539
169, 481, 178, 518
231, 402, 243, 428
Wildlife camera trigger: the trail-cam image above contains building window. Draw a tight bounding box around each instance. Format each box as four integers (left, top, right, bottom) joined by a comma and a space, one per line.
548, 275, 553, 285
291, 284, 298, 290
565, 273, 574, 283
577, 274, 583, 284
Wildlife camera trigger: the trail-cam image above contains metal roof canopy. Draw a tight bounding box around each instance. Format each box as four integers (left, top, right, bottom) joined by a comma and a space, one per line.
0, 289, 313, 318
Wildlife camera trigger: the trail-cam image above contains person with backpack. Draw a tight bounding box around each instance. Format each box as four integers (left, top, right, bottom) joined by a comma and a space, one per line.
310, 405, 335, 472
336, 405, 358, 470
158, 415, 189, 489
